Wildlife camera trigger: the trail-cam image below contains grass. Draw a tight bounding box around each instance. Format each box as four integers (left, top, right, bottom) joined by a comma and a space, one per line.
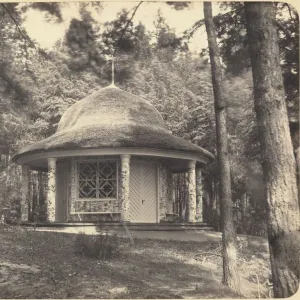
0, 226, 271, 299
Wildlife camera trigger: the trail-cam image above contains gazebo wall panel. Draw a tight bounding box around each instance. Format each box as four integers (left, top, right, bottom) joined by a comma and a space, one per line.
68, 213, 121, 222
56, 159, 70, 222
72, 200, 119, 213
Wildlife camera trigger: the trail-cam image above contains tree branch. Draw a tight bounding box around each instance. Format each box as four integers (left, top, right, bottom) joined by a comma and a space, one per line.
275, 19, 295, 39
114, 1, 143, 55
1, 4, 36, 49
183, 6, 244, 40
283, 3, 296, 21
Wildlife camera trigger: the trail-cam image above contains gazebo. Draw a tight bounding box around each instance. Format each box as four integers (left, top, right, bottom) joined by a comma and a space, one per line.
12, 84, 214, 224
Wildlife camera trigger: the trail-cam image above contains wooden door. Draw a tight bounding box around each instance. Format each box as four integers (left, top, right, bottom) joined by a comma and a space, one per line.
129, 161, 157, 223
129, 161, 142, 222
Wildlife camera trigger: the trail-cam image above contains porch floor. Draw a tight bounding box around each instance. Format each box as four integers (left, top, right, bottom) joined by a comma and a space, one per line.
23, 222, 214, 231
21, 222, 216, 241
24, 226, 221, 242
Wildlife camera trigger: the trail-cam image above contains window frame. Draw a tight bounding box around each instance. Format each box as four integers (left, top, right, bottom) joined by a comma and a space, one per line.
75, 159, 119, 202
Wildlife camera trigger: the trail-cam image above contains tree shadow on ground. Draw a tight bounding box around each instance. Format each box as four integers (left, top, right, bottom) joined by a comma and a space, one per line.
0, 229, 269, 298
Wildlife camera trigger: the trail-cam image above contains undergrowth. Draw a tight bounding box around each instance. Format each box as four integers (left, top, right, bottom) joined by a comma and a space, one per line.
74, 230, 122, 260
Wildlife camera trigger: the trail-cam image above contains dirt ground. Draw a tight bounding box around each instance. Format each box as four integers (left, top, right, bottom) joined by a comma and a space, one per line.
0, 226, 271, 299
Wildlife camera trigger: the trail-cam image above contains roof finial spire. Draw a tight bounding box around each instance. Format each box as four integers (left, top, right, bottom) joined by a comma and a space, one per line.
111, 56, 115, 86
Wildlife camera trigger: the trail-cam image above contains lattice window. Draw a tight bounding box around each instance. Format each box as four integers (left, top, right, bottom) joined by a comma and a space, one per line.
78, 161, 118, 200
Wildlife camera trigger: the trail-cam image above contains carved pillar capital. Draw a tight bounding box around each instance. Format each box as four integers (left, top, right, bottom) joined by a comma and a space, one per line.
188, 160, 196, 169
48, 157, 57, 165
120, 154, 131, 163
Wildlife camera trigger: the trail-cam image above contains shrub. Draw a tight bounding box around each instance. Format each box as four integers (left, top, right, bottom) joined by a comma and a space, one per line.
74, 231, 121, 260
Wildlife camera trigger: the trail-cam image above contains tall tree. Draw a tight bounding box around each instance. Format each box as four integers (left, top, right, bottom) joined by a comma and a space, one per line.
211, 2, 299, 168
203, 2, 240, 292
244, 2, 300, 297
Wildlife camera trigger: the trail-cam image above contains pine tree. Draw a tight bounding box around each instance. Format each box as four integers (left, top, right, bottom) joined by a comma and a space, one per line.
203, 2, 240, 293
245, 2, 300, 297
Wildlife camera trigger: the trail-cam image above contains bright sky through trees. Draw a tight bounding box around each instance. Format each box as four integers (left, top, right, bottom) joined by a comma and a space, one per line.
21, 1, 222, 53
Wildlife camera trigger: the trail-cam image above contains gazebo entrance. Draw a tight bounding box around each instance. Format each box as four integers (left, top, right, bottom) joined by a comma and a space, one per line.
129, 160, 158, 223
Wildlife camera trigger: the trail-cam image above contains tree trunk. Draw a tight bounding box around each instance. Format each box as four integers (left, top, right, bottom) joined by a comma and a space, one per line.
240, 193, 247, 234
32, 172, 38, 223
4, 153, 12, 187
214, 177, 221, 231
38, 171, 45, 221
202, 177, 210, 224
290, 121, 300, 205
245, 2, 300, 297
210, 177, 221, 230
28, 170, 32, 221
203, 2, 240, 293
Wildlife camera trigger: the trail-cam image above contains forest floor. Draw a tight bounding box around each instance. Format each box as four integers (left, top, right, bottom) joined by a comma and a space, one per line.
0, 226, 271, 299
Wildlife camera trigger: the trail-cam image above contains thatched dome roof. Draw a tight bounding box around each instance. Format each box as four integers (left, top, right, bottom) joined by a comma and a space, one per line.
13, 86, 214, 163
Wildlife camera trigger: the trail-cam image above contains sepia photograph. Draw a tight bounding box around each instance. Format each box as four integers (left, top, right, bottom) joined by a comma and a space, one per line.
0, 0, 299, 298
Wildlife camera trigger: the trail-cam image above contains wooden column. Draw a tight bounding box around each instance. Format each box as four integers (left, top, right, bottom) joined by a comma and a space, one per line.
196, 168, 203, 222
21, 165, 30, 222
188, 160, 196, 222
47, 157, 57, 222
120, 154, 131, 222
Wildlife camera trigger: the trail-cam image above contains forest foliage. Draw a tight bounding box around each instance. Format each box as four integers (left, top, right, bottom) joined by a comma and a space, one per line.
0, 2, 298, 236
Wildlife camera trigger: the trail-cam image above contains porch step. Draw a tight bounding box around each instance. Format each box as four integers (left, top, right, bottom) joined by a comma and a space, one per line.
120, 226, 214, 231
